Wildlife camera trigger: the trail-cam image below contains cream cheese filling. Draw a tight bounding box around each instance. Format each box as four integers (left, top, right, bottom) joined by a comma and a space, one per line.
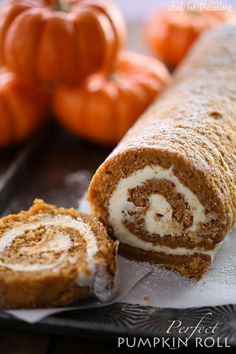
0, 215, 98, 276
20, 231, 71, 255
109, 165, 216, 257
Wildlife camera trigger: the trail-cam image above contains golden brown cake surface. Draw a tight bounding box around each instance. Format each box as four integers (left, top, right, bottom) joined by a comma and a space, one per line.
88, 24, 236, 280
0, 199, 118, 308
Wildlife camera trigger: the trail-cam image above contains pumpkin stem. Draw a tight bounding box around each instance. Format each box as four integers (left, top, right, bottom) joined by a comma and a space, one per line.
53, 0, 69, 12
110, 72, 122, 82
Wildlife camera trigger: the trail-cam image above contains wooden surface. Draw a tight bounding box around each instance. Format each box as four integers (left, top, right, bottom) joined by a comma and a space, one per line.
0, 329, 184, 353
0, 329, 174, 353
0, 329, 124, 354
0, 328, 121, 354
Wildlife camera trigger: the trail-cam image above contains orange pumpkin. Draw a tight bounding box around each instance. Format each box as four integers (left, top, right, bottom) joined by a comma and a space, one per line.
0, 0, 126, 85
0, 67, 48, 147
144, 8, 230, 68
53, 51, 171, 145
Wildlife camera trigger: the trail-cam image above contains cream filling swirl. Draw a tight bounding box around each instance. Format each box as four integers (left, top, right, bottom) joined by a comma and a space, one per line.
0, 215, 97, 274
109, 165, 216, 257
0, 215, 100, 282
0, 215, 116, 301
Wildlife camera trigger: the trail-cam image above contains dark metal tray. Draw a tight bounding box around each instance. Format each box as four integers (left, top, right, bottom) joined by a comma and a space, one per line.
0, 124, 235, 347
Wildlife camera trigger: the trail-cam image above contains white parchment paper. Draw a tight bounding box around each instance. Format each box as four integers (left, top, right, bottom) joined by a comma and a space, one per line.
123, 226, 236, 308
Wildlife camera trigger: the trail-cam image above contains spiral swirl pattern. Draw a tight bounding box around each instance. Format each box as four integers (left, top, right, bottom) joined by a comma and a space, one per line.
109, 165, 216, 257
0, 215, 98, 283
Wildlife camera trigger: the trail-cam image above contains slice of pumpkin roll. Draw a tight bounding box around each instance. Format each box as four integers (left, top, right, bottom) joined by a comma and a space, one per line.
0, 199, 118, 309
88, 24, 236, 280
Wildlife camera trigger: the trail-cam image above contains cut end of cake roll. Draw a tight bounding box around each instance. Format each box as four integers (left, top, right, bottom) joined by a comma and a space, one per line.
88, 25, 236, 280
88, 148, 227, 280
0, 199, 118, 309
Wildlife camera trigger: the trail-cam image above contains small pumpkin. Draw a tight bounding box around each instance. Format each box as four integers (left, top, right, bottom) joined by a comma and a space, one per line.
0, 0, 126, 85
144, 8, 231, 68
0, 67, 48, 147
53, 51, 171, 145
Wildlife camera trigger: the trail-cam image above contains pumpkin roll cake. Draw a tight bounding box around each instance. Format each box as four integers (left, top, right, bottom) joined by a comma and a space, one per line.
88, 24, 236, 280
0, 199, 118, 308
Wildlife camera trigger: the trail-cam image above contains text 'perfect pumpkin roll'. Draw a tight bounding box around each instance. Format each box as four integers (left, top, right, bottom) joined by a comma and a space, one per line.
88, 24, 236, 280
0, 200, 118, 309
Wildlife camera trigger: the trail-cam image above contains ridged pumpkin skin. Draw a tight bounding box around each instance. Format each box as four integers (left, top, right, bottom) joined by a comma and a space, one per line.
0, 68, 48, 147
53, 51, 171, 145
0, 0, 126, 85
144, 8, 230, 68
